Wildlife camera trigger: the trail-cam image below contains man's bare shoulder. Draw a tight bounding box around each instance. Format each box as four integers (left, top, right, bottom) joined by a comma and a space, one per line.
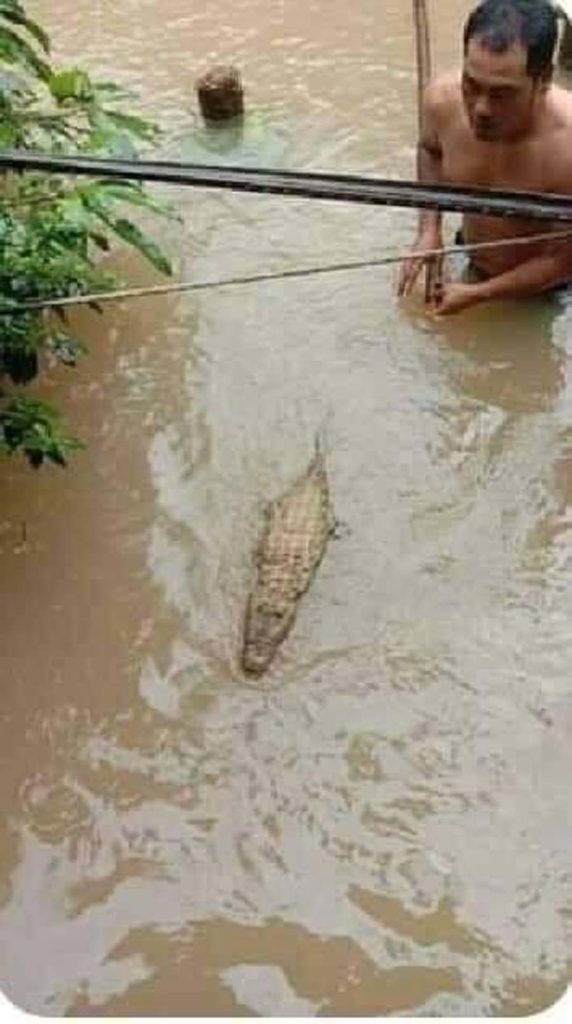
546, 86, 572, 192
549, 84, 572, 125
424, 70, 462, 116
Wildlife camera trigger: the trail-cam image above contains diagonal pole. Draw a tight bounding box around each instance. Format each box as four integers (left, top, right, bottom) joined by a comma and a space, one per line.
413, 0, 443, 303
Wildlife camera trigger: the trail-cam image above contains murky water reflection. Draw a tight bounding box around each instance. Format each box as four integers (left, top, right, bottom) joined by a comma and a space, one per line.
1, 0, 571, 1015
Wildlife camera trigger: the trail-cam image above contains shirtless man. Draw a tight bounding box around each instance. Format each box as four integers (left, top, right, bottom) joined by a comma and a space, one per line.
398, 0, 572, 315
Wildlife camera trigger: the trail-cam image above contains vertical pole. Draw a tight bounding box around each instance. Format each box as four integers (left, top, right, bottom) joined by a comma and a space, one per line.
414, 0, 432, 137
413, 0, 442, 302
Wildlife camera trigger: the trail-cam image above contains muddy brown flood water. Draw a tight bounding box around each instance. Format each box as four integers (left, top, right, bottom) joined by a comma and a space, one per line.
1, 0, 572, 1016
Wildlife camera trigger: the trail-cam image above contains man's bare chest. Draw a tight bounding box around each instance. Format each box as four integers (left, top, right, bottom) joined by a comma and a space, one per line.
441, 129, 551, 192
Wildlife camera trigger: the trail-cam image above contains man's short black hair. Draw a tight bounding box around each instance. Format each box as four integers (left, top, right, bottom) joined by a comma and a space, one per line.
464, 0, 558, 79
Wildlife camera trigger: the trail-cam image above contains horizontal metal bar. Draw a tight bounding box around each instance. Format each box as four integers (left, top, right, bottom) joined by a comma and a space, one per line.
1, 149, 571, 221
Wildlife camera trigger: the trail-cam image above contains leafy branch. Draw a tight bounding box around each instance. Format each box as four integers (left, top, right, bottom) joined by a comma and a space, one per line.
0, 1, 176, 468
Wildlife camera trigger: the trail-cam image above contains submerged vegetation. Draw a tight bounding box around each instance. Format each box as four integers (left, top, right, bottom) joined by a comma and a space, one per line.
0, 0, 173, 467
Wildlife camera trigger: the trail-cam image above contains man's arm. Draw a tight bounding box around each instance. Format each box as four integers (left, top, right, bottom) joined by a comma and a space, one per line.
435, 241, 572, 315
397, 80, 446, 297
416, 115, 443, 240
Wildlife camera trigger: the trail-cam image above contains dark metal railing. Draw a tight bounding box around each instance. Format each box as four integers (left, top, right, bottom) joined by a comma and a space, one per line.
1, 150, 572, 221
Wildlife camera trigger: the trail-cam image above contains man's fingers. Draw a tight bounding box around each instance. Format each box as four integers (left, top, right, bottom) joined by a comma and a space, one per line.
430, 272, 445, 306
397, 256, 421, 297
425, 261, 436, 304
425, 255, 445, 304
397, 261, 410, 296
397, 245, 447, 299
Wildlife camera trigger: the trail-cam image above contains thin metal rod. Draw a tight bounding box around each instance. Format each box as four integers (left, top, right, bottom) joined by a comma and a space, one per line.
413, 0, 442, 303
3, 228, 571, 314
414, 0, 432, 137
1, 150, 572, 220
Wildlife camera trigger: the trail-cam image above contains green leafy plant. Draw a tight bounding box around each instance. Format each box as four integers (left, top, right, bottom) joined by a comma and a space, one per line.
0, 392, 82, 466
0, 1, 175, 467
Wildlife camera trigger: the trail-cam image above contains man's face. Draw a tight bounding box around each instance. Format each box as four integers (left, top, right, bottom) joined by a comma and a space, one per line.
462, 36, 545, 142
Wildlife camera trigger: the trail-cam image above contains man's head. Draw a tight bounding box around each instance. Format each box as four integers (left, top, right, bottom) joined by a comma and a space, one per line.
462, 0, 558, 141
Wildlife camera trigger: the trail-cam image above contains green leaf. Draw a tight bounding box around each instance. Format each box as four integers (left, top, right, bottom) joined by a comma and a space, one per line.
107, 215, 172, 275
101, 108, 158, 141
81, 192, 172, 275
0, 119, 20, 146
0, 394, 83, 467
48, 331, 87, 366
88, 230, 110, 251
0, 66, 28, 94
0, 2, 50, 53
94, 80, 134, 99
95, 179, 180, 220
0, 24, 50, 80
82, 110, 139, 158
49, 67, 93, 102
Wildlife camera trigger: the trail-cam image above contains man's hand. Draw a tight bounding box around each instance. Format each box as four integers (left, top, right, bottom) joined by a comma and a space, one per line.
397, 228, 444, 300
432, 280, 483, 316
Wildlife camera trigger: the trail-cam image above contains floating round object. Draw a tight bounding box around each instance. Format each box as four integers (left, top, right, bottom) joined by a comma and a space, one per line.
196, 65, 244, 122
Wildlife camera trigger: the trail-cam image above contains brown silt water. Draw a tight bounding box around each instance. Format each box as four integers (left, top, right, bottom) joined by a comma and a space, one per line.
1, 0, 572, 1015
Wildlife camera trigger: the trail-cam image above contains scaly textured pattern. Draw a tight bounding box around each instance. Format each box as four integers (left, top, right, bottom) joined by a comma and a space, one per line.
242, 450, 333, 676
257, 458, 329, 604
